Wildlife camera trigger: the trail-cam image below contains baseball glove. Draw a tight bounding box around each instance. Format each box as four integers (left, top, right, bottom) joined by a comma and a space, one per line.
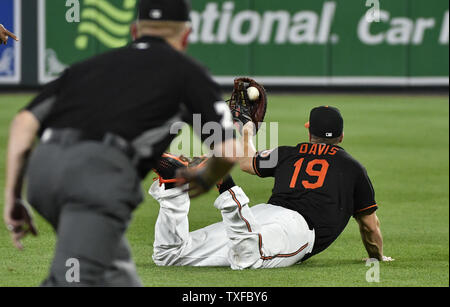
227, 77, 267, 133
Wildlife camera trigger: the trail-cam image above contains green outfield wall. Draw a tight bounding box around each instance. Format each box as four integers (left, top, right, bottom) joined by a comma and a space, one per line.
0, 0, 448, 86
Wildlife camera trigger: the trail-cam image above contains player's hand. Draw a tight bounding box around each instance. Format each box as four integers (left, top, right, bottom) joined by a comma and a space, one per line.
3, 198, 38, 250
0, 24, 19, 45
227, 77, 268, 135
363, 256, 395, 262
175, 167, 216, 198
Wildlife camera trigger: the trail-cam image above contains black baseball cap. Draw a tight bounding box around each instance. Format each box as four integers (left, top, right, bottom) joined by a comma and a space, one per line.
305, 106, 344, 139
138, 0, 191, 22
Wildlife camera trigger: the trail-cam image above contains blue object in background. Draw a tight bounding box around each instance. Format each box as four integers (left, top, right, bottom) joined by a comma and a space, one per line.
0, 0, 21, 83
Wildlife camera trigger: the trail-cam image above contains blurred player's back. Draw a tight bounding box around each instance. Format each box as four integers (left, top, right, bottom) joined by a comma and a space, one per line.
36, 37, 199, 141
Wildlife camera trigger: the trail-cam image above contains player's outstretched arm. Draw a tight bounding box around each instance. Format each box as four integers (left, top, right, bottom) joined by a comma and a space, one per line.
238, 122, 257, 175
356, 212, 394, 262
227, 77, 267, 176
3, 111, 39, 250
0, 24, 19, 45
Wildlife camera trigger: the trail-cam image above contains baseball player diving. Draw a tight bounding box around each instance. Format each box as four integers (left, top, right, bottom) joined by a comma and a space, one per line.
149, 79, 394, 269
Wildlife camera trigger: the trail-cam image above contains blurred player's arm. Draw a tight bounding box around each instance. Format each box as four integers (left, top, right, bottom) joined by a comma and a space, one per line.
356, 212, 393, 262
3, 111, 39, 249
0, 24, 19, 45
3, 73, 65, 249
177, 138, 238, 197
176, 62, 240, 197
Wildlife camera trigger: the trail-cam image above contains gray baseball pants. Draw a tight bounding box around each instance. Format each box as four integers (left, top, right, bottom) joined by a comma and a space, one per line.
26, 141, 143, 286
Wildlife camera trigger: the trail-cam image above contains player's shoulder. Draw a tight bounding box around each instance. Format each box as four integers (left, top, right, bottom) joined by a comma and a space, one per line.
282, 144, 301, 154
272, 145, 301, 163
335, 147, 368, 173
65, 45, 131, 72
178, 52, 213, 77
268, 145, 298, 157
176, 53, 221, 92
256, 145, 296, 164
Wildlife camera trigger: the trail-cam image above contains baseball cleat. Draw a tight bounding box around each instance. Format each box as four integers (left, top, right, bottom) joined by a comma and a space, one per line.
153, 153, 209, 187
153, 152, 190, 187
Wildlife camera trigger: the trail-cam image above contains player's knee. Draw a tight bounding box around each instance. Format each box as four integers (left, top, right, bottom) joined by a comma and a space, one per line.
152, 247, 184, 266
229, 238, 261, 270
45, 256, 109, 286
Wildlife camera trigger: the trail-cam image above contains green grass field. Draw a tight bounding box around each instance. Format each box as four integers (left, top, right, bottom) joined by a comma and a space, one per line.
0, 93, 448, 287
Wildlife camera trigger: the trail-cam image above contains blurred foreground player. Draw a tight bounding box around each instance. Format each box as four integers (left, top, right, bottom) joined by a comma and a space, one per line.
0, 24, 18, 45
3, 0, 237, 286
149, 106, 393, 269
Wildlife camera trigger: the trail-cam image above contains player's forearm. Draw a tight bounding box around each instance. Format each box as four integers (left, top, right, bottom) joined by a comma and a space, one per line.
201, 156, 235, 185
5, 112, 39, 202
238, 122, 257, 174
204, 138, 238, 183
359, 222, 383, 260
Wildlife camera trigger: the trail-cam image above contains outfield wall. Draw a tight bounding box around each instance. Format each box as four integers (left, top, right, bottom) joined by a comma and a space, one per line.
0, 0, 448, 87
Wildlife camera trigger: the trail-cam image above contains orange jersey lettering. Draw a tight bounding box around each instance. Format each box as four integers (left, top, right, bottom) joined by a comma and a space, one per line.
328, 146, 339, 155
308, 144, 318, 155
299, 144, 308, 154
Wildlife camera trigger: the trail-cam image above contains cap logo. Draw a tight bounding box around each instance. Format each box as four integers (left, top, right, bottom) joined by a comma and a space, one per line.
326, 132, 333, 137
134, 42, 150, 50
150, 9, 162, 19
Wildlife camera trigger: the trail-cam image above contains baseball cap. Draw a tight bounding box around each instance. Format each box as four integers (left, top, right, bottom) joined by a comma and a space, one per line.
305, 106, 344, 139
138, 0, 191, 22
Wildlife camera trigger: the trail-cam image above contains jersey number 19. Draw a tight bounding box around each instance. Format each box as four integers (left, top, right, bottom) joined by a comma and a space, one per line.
289, 158, 330, 189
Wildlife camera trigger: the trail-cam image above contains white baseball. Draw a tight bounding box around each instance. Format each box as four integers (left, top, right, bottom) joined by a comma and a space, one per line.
247, 87, 260, 101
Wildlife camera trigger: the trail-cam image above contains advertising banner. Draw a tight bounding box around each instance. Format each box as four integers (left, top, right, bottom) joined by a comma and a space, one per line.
189, 0, 449, 85
37, 0, 449, 86
0, 0, 21, 84
38, 0, 137, 84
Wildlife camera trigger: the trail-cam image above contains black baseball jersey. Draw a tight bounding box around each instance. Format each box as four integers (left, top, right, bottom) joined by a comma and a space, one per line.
24, 36, 234, 177
253, 143, 377, 257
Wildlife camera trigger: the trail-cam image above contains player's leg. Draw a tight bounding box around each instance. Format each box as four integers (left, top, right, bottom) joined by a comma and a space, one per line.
250, 204, 315, 268
150, 180, 230, 267
150, 152, 192, 266
103, 236, 142, 287
213, 177, 264, 270
214, 177, 315, 269
31, 142, 143, 286
150, 153, 230, 266
42, 202, 137, 286
150, 180, 191, 265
